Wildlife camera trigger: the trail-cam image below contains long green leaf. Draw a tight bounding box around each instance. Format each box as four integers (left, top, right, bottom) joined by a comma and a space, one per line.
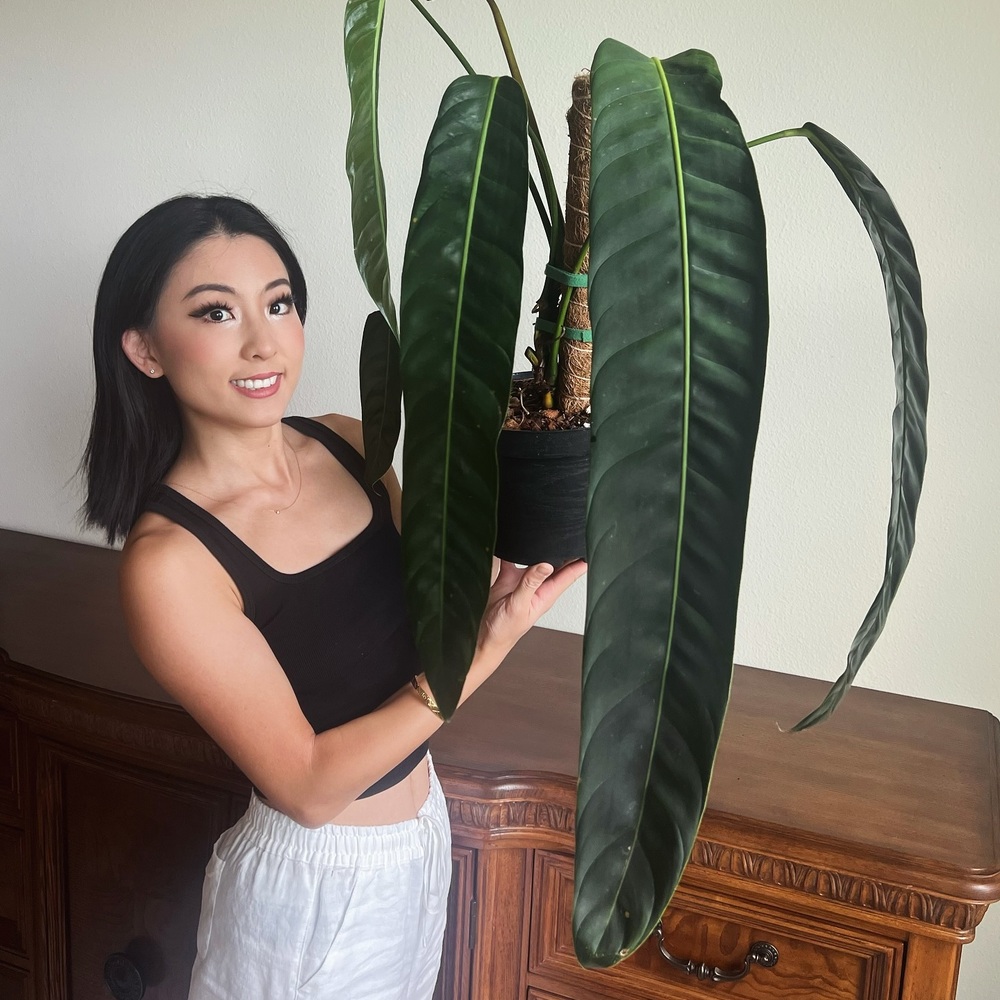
345, 0, 396, 333
399, 75, 529, 718
575, 42, 769, 967
752, 123, 928, 730
345, 0, 402, 476
359, 310, 402, 485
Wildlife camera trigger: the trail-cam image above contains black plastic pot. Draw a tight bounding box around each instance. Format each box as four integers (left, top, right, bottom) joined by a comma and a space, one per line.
494, 376, 590, 567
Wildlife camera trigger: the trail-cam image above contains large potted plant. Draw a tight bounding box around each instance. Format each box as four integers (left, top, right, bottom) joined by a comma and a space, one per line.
343, 0, 928, 969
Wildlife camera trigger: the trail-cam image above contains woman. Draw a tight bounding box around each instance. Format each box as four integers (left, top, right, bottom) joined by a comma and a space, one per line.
82, 194, 585, 999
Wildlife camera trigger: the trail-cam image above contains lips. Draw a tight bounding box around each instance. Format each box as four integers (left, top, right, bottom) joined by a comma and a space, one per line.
231, 372, 279, 389
231, 373, 282, 398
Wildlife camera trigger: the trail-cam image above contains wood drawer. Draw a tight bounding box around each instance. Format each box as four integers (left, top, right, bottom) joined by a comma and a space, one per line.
0, 710, 19, 819
36, 744, 234, 999
529, 851, 904, 1000
0, 824, 26, 957
0, 959, 29, 1000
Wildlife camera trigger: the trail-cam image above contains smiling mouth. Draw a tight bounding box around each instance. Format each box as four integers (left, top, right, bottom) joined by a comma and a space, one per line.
231, 375, 279, 389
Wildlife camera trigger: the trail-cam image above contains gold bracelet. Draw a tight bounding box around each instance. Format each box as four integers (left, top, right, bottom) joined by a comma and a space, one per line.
410, 675, 443, 718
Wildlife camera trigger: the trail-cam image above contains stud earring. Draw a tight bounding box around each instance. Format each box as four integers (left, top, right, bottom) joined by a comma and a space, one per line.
149, 368, 156, 375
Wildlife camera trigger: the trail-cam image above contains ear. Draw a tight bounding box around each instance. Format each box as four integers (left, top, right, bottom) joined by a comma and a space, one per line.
121, 328, 162, 377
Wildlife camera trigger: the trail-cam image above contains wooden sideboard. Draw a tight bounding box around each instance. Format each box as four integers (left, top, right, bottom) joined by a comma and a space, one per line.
1, 527, 998, 1000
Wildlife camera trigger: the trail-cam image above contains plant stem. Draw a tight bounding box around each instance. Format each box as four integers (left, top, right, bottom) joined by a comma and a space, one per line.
406, 0, 553, 241
747, 127, 809, 147
483, 0, 538, 137
751, 125, 865, 217
529, 181, 552, 235
483, 0, 565, 262
546, 239, 590, 388
406, 0, 475, 73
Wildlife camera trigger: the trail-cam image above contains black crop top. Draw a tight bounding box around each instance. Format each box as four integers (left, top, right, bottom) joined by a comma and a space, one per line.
143, 415, 429, 798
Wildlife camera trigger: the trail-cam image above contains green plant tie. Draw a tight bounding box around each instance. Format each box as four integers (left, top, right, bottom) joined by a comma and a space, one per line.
534, 318, 592, 343
544, 263, 589, 287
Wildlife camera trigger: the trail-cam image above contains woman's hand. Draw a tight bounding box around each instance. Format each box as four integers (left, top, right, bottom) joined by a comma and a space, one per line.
477, 558, 587, 659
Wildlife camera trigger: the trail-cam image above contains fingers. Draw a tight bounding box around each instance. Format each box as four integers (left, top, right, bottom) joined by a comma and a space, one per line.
491, 559, 523, 594
478, 559, 588, 658
535, 558, 587, 603
515, 559, 587, 614
500, 562, 551, 603
489, 559, 587, 620
553, 558, 588, 580
524, 562, 555, 587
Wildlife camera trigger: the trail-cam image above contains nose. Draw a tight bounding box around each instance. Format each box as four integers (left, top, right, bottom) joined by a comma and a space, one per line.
240, 313, 277, 362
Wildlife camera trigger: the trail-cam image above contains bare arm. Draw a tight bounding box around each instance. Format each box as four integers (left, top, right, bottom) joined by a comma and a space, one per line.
121, 480, 584, 828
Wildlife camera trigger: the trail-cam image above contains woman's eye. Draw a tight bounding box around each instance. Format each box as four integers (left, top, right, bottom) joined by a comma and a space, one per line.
190, 302, 235, 322
269, 295, 294, 316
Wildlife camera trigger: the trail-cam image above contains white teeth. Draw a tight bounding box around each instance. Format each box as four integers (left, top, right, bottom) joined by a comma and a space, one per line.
233, 375, 278, 389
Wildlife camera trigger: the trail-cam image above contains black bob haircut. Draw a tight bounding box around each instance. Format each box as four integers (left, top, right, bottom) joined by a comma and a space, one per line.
82, 194, 308, 545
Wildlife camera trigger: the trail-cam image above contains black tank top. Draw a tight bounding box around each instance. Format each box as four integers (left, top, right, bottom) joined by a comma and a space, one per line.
144, 415, 429, 798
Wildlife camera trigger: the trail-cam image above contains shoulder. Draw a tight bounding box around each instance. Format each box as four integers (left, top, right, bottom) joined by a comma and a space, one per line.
307, 413, 402, 528
309, 412, 365, 456
120, 512, 241, 611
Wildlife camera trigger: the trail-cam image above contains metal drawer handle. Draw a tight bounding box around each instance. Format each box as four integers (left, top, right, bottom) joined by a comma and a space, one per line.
103, 952, 145, 1000
654, 926, 779, 983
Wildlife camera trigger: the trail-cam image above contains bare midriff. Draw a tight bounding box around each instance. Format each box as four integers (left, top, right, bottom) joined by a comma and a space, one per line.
263, 752, 432, 827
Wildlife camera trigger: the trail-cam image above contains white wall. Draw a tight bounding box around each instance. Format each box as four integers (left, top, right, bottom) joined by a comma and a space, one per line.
2, 0, 998, 993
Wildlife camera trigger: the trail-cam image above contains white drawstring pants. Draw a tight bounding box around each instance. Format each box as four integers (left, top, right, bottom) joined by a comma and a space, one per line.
187, 754, 451, 999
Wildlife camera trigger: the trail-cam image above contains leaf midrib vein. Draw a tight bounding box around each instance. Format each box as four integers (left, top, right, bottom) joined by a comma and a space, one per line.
438, 79, 502, 641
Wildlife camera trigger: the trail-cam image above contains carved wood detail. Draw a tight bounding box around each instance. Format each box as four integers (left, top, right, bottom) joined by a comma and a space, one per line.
689, 840, 988, 934
443, 790, 986, 934
446, 795, 575, 841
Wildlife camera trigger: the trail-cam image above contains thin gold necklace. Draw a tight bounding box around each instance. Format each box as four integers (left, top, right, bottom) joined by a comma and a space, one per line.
170, 445, 303, 515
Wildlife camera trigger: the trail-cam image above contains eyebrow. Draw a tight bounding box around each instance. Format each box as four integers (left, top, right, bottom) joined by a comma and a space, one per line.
182, 277, 290, 300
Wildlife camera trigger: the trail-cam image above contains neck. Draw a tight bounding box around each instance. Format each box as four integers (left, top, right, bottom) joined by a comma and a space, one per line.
170, 413, 298, 498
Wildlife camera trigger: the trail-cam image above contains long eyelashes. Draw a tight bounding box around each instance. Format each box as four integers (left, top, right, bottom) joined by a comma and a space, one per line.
188, 292, 297, 322
268, 292, 297, 315
189, 300, 234, 321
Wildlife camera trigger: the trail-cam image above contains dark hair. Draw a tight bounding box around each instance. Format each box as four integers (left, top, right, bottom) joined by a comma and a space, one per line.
82, 194, 308, 544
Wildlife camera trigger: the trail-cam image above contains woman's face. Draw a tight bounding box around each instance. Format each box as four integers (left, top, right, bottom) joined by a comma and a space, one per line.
124, 233, 305, 430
